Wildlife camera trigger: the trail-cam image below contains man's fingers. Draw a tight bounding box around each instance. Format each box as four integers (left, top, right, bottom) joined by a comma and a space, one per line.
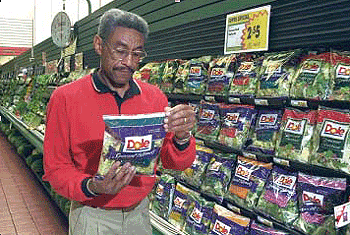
105, 161, 122, 180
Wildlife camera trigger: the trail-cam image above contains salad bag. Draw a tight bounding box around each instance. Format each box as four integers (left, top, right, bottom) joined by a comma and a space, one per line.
276, 108, 317, 163
185, 191, 215, 235
185, 56, 211, 95
229, 53, 260, 96
290, 52, 333, 100
159, 60, 181, 93
96, 112, 166, 178
195, 101, 221, 141
256, 166, 299, 225
309, 106, 350, 173
250, 221, 290, 235
173, 60, 190, 94
246, 108, 283, 155
256, 50, 300, 98
209, 204, 250, 235
206, 54, 237, 96
150, 174, 175, 219
217, 104, 256, 149
294, 172, 347, 235
225, 156, 272, 209
168, 183, 199, 230
331, 51, 350, 100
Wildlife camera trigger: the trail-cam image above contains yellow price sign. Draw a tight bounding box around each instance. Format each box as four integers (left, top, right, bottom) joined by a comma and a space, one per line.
225, 5, 271, 54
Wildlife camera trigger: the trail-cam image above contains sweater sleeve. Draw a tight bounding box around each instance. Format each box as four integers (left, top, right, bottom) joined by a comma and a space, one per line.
42, 89, 93, 202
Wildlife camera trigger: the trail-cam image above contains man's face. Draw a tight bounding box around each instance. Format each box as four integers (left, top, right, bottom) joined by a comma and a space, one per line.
100, 27, 145, 88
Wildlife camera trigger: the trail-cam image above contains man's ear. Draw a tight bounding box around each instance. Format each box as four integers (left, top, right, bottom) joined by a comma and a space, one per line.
93, 35, 103, 56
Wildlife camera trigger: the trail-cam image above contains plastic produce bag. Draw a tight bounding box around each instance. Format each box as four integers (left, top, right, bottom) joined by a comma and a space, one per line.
195, 102, 221, 142
159, 60, 181, 93
294, 172, 347, 235
181, 144, 214, 188
246, 108, 283, 155
256, 166, 299, 225
200, 155, 235, 202
331, 52, 350, 101
150, 174, 175, 219
309, 106, 350, 173
173, 60, 190, 94
256, 50, 300, 98
185, 192, 215, 235
250, 221, 289, 235
276, 108, 317, 163
290, 52, 333, 100
229, 53, 260, 96
96, 112, 166, 178
225, 156, 272, 209
217, 104, 256, 149
209, 204, 250, 235
206, 54, 237, 96
168, 183, 199, 231
185, 56, 211, 95
136, 62, 162, 86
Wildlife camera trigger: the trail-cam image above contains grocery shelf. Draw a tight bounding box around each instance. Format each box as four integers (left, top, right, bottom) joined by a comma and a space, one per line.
0, 107, 44, 152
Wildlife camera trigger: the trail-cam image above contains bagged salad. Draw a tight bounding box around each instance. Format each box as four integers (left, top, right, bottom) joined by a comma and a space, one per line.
217, 104, 256, 149
276, 108, 317, 163
246, 108, 283, 155
168, 183, 199, 231
229, 53, 260, 96
159, 60, 181, 93
309, 106, 350, 173
256, 166, 299, 225
290, 52, 333, 100
209, 204, 250, 235
96, 112, 166, 178
293, 172, 347, 235
200, 155, 235, 202
250, 221, 290, 235
256, 50, 300, 98
185, 56, 211, 95
135, 62, 162, 85
225, 156, 272, 209
150, 174, 175, 219
331, 52, 350, 100
173, 60, 190, 94
195, 101, 221, 141
181, 144, 214, 188
185, 192, 215, 235
206, 54, 237, 96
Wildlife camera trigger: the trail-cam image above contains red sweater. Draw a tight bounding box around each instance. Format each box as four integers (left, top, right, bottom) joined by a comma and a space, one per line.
42, 74, 195, 208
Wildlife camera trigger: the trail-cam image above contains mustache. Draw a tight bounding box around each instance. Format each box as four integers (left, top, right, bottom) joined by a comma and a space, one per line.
113, 66, 135, 73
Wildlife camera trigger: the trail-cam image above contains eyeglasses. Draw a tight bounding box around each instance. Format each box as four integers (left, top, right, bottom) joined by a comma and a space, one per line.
104, 41, 147, 62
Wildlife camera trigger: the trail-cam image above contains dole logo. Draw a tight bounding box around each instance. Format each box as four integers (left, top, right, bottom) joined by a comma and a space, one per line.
337, 65, 350, 78
235, 165, 252, 181
124, 134, 152, 152
213, 220, 231, 235
238, 62, 253, 72
225, 113, 240, 123
284, 119, 305, 135
202, 109, 215, 119
302, 61, 320, 73
302, 191, 324, 206
156, 184, 164, 197
190, 66, 201, 75
174, 196, 186, 209
259, 114, 277, 125
211, 68, 225, 76
321, 121, 349, 140
190, 207, 203, 224
275, 175, 296, 189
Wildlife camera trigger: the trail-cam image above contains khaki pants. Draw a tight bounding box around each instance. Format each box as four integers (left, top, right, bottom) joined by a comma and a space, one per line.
69, 198, 152, 235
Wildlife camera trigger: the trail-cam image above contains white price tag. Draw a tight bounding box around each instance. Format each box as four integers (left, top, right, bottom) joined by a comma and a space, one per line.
204, 96, 215, 102
254, 99, 269, 106
291, 100, 308, 107
273, 157, 290, 167
228, 97, 241, 104
334, 201, 350, 228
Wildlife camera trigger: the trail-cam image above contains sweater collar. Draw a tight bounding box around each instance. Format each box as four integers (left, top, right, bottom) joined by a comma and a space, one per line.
91, 69, 141, 98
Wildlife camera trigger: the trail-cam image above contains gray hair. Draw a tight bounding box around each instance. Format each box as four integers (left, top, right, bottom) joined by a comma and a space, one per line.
97, 9, 149, 42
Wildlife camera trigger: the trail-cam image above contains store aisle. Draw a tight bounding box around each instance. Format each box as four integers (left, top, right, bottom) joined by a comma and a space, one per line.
0, 132, 68, 235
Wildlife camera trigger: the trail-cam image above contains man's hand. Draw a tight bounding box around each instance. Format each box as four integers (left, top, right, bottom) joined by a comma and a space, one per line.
164, 104, 196, 139
89, 161, 136, 195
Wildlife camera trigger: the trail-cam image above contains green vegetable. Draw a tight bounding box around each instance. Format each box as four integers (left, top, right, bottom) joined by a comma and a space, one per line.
17, 143, 35, 158
31, 159, 43, 173
150, 174, 175, 219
